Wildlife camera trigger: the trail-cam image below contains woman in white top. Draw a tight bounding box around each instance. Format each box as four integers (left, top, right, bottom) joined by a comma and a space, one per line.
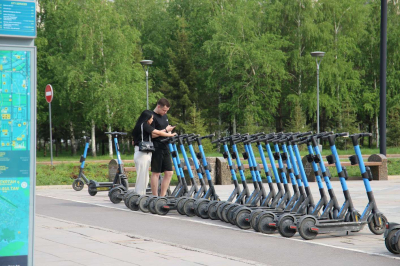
132, 110, 176, 195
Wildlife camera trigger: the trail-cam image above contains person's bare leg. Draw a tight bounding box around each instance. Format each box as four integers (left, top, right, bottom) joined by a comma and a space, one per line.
150, 172, 160, 196
160, 170, 173, 197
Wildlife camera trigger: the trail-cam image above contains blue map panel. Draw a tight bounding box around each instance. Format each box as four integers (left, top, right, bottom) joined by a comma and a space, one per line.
0, 49, 31, 266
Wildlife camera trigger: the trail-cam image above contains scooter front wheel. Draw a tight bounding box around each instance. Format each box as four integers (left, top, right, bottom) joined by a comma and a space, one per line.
368, 214, 387, 235
385, 229, 400, 254
72, 179, 85, 191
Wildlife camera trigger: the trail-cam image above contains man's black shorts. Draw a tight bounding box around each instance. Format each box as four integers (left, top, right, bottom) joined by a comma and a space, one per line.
151, 148, 173, 173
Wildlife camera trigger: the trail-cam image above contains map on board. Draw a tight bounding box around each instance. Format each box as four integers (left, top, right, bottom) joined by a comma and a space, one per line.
0, 178, 30, 260
0, 50, 30, 177
0, 50, 31, 265
0, 50, 30, 152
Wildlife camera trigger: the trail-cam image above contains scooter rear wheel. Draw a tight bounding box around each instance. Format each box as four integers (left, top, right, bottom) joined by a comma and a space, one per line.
124, 191, 138, 208
183, 199, 196, 217
208, 201, 221, 220
368, 214, 387, 235
88, 183, 97, 196
195, 200, 210, 219
278, 215, 297, 238
176, 197, 189, 215
155, 198, 170, 216
235, 208, 251, 230
222, 203, 238, 223
258, 213, 276, 234
395, 230, 400, 253
138, 195, 150, 213
72, 179, 85, 191
217, 202, 230, 221
385, 229, 400, 254
250, 209, 264, 231
228, 205, 243, 225
148, 197, 158, 214
298, 217, 318, 240
128, 194, 140, 211
109, 187, 123, 204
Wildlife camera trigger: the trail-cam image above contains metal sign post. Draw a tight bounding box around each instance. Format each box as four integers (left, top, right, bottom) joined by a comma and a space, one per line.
45, 84, 53, 166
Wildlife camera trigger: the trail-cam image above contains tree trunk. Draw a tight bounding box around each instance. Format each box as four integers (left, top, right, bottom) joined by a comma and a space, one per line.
108, 124, 113, 158
127, 137, 130, 153
375, 116, 379, 149
91, 120, 97, 157
43, 141, 46, 157
369, 122, 372, 148
55, 138, 59, 157
232, 114, 237, 135
70, 121, 77, 156
218, 93, 222, 152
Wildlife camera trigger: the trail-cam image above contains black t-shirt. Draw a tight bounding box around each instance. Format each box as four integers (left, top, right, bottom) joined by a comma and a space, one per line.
132, 122, 154, 146
152, 111, 169, 150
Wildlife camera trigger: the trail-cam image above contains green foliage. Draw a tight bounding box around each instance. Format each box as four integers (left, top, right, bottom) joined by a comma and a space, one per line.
36, 0, 400, 152
387, 106, 400, 147
284, 98, 310, 133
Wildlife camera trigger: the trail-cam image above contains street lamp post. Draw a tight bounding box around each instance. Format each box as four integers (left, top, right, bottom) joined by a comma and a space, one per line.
140, 60, 153, 110
311, 51, 325, 136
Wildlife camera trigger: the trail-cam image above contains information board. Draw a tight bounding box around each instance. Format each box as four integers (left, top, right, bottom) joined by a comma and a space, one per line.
0, 46, 35, 266
0, 0, 36, 38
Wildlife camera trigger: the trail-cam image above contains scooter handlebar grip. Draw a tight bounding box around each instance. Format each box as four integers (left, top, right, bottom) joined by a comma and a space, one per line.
317, 131, 334, 139
336, 132, 349, 137
301, 131, 313, 137
200, 133, 215, 140
295, 136, 309, 145
160, 138, 171, 143
361, 132, 372, 137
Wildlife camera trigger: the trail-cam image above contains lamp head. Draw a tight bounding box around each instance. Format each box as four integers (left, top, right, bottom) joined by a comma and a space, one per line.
140, 60, 153, 65
310, 51, 325, 57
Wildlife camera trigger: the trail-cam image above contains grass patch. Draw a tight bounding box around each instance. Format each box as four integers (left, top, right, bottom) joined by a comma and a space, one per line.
36, 162, 180, 187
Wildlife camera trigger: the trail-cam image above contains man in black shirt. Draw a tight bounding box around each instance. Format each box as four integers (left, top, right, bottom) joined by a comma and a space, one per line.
151, 98, 176, 196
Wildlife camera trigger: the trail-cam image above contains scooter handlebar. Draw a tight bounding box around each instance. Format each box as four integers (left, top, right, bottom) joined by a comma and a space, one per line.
295, 136, 310, 145
104, 132, 127, 136
199, 133, 215, 140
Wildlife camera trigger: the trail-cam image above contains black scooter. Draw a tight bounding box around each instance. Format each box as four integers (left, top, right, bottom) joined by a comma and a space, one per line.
87, 132, 129, 198
72, 136, 91, 191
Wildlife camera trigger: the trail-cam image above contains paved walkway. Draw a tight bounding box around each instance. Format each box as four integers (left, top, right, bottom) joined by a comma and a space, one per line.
35, 215, 261, 266
34, 176, 400, 265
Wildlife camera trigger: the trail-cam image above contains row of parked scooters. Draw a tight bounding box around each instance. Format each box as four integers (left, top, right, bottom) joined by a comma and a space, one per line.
116, 131, 388, 241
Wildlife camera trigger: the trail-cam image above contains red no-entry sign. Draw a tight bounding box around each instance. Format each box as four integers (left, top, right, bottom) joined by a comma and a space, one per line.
45, 84, 53, 103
